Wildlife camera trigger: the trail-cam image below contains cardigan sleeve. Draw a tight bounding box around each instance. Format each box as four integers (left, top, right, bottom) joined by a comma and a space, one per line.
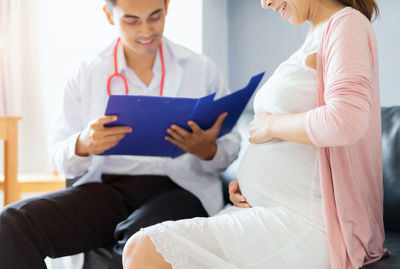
305, 14, 375, 147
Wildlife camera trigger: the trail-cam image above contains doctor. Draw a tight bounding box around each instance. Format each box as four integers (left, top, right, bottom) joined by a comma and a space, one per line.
0, 0, 240, 268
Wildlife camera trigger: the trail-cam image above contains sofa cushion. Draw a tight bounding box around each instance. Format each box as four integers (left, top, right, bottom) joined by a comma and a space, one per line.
381, 106, 400, 233
363, 232, 400, 268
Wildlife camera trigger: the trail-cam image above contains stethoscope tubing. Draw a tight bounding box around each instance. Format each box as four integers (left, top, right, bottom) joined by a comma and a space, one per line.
107, 37, 166, 97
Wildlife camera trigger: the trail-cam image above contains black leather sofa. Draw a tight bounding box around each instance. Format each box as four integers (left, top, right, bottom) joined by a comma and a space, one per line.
363, 106, 400, 268
79, 107, 400, 268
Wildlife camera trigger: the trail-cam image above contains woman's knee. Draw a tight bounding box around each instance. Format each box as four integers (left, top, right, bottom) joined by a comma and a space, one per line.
123, 231, 147, 268
122, 231, 171, 269
123, 232, 139, 261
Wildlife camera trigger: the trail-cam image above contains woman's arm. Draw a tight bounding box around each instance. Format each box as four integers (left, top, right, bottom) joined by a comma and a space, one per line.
249, 112, 313, 145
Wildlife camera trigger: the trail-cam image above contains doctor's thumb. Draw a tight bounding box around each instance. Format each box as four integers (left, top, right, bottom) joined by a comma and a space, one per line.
212, 112, 228, 131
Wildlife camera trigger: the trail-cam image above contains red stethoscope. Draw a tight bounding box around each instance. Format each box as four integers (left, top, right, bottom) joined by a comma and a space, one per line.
107, 37, 166, 96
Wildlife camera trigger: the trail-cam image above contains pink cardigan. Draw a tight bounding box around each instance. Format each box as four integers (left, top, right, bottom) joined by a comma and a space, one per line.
304, 7, 388, 269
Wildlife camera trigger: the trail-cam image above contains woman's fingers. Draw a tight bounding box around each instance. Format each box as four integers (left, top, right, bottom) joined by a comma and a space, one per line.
230, 193, 249, 207
238, 202, 251, 208
231, 192, 247, 203
305, 53, 317, 70
233, 199, 251, 208
228, 180, 239, 193
228, 180, 251, 208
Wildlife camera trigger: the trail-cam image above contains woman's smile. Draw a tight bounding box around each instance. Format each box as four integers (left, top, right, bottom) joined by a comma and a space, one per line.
275, 1, 288, 17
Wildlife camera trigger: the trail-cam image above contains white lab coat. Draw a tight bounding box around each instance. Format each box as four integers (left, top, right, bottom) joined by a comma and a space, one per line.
48, 37, 240, 216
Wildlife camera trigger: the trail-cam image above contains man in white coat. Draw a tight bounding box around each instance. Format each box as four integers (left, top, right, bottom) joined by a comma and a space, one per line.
0, 0, 240, 268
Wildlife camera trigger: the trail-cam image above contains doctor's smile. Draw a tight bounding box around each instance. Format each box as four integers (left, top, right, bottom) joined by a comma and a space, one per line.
136, 37, 157, 47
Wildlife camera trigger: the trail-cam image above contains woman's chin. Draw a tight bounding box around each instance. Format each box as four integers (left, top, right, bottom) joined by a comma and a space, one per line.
288, 16, 308, 25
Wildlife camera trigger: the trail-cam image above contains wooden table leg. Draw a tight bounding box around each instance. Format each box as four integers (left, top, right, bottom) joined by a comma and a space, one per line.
4, 119, 20, 205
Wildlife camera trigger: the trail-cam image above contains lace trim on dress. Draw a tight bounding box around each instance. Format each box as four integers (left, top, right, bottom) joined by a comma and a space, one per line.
140, 218, 231, 269
142, 224, 192, 269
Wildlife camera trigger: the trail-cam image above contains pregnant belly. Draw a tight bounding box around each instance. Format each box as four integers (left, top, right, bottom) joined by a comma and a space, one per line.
237, 140, 318, 209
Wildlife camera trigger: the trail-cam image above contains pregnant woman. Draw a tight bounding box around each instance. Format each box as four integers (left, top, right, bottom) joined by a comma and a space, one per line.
122, 0, 388, 268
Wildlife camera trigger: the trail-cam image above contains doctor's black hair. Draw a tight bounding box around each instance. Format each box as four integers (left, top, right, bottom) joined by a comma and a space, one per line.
105, 0, 167, 7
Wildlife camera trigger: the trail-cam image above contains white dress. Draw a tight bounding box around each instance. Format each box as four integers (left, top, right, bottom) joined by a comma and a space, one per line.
136, 23, 331, 269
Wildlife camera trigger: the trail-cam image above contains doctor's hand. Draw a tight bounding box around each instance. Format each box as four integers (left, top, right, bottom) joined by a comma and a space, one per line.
229, 180, 251, 208
249, 113, 275, 144
75, 115, 132, 156
165, 112, 228, 160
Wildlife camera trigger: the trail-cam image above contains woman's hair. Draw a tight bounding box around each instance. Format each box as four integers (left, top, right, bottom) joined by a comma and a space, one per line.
336, 0, 379, 21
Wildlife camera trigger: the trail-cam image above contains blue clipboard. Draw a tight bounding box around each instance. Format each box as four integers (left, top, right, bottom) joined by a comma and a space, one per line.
101, 72, 265, 157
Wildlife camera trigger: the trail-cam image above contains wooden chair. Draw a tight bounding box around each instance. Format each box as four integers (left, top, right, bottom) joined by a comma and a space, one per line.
0, 116, 65, 206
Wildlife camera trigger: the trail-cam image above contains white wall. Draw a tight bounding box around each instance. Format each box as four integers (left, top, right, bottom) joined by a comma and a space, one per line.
203, 0, 229, 80
164, 0, 203, 54
372, 0, 400, 107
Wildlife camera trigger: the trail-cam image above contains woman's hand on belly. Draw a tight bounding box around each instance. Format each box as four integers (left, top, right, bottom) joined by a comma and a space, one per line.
249, 113, 275, 144
229, 180, 251, 208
